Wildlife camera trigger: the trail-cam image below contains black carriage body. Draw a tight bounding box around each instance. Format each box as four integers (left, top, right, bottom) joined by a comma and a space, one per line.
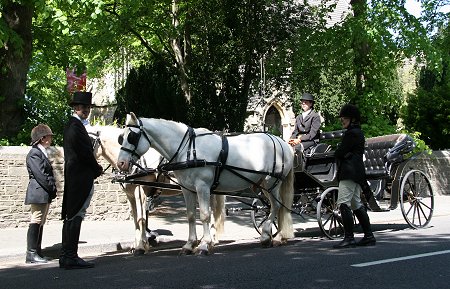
292, 131, 433, 239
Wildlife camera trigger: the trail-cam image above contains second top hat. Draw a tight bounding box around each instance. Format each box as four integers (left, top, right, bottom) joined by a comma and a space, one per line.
69, 91, 93, 106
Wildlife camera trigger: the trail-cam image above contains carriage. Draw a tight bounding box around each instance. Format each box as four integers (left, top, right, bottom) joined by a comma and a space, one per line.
247, 130, 434, 240
114, 114, 434, 254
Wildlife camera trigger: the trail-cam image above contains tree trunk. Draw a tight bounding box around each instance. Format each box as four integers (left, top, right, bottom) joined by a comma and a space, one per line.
170, 0, 191, 103
350, 0, 369, 101
0, 2, 33, 139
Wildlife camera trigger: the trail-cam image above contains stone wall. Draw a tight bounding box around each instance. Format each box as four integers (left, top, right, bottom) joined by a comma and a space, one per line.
0, 146, 131, 229
410, 150, 450, 196
0, 146, 449, 229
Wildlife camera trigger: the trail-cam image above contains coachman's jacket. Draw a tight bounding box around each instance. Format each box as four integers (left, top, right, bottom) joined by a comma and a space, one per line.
62, 117, 103, 220
25, 146, 57, 204
334, 123, 366, 184
290, 109, 321, 151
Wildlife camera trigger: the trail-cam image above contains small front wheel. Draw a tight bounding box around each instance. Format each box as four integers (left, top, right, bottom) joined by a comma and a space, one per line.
317, 187, 344, 239
400, 169, 434, 228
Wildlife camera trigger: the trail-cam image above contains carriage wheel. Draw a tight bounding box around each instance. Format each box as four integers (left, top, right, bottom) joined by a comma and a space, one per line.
400, 169, 434, 229
250, 195, 278, 237
317, 187, 344, 239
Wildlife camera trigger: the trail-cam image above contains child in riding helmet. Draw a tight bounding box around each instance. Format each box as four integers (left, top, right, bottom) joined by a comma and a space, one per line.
25, 124, 57, 263
333, 104, 376, 248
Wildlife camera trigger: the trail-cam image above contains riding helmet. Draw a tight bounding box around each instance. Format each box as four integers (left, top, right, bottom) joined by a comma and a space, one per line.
31, 124, 54, 145
339, 104, 361, 122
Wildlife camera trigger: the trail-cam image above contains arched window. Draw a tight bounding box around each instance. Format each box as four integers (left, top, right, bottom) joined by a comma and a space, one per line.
264, 105, 282, 136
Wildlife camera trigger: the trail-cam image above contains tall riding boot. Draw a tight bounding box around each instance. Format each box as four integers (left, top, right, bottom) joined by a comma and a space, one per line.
36, 225, 46, 258
353, 206, 376, 246
59, 220, 69, 268
333, 204, 356, 249
64, 216, 95, 270
26, 223, 47, 263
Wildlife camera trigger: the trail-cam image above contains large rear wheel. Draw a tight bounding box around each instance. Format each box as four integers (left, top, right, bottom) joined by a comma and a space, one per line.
317, 187, 344, 239
400, 169, 434, 228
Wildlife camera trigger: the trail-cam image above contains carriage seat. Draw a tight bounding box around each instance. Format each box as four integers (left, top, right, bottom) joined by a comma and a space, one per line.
302, 130, 346, 179
363, 134, 414, 179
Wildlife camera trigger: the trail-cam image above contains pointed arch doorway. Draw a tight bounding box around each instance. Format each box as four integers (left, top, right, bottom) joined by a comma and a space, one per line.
264, 105, 282, 137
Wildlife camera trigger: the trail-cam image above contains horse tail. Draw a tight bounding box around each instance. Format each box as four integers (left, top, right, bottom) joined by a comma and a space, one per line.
277, 167, 294, 239
212, 194, 226, 236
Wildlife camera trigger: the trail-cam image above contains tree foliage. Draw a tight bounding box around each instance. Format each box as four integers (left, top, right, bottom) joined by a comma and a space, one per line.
402, 24, 450, 149
114, 57, 188, 124
1, 0, 449, 147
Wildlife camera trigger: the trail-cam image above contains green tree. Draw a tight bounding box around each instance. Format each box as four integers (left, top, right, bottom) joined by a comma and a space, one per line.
0, 0, 34, 139
114, 58, 188, 123
402, 24, 450, 149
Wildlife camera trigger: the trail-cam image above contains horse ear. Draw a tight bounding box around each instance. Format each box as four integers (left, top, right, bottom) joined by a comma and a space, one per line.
130, 112, 138, 123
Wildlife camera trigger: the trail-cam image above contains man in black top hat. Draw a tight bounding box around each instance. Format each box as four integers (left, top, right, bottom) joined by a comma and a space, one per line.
288, 93, 322, 157
60, 91, 103, 269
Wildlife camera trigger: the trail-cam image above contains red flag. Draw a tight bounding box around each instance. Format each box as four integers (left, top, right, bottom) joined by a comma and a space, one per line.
66, 67, 87, 93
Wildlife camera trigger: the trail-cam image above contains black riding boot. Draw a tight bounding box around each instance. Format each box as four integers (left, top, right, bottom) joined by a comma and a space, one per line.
59, 220, 69, 268
63, 216, 95, 270
333, 204, 356, 249
26, 223, 47, 263
36, 225, 46, 259
353, 206, 376, 246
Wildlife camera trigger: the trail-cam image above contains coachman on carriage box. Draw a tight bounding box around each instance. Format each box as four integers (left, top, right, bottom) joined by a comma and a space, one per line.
60, 91, 103, 269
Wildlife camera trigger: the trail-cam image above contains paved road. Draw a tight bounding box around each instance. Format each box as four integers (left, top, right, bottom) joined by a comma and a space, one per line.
1, 196, 449, 289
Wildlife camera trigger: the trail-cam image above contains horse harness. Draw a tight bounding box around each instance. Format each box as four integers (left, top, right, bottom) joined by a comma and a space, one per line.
120, 119, 288, 194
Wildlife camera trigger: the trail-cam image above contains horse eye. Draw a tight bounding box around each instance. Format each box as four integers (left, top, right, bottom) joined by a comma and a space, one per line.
118, 134, 124, 145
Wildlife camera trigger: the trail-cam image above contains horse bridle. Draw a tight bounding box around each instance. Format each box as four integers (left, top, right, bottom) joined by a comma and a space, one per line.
88, 131, 101, 152
119, 118, 153, 160
88, 130, 111, 174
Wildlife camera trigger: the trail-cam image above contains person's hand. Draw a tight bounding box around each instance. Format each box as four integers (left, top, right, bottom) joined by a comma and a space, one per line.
288, 138, 301, 146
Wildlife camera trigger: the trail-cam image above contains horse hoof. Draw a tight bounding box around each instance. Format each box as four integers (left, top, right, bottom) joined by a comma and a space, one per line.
133, 249, 146, 256
196, 249, 210, 256
261, 239, 273, 248
272, 240, 282, 247
179, 248, 193, 256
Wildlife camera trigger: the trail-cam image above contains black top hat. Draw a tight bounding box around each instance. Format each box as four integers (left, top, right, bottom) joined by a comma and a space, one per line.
69, 91, 93, 106
300, 93, 315, 102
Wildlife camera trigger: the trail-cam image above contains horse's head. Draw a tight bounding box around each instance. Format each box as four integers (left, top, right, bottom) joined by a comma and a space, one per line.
117, 112, 152, 172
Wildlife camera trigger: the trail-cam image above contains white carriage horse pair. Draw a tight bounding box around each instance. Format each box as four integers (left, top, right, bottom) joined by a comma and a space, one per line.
116, 112, 295, 255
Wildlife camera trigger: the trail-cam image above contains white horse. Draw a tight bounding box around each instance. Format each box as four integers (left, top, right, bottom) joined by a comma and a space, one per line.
87, 125, 182, 255
117, 113, 294, 255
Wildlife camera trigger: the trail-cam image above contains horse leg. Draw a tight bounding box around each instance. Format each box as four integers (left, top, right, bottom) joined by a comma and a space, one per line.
134, 186, 149, 255
126, 186, 148, 256
180, 189, 198, 255
195, 186, 214, 255
260, 189, 281, 248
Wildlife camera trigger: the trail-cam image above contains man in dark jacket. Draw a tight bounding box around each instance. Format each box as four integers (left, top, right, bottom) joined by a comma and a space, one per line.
333, 104, 376, 249
60, 91, 103, 269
